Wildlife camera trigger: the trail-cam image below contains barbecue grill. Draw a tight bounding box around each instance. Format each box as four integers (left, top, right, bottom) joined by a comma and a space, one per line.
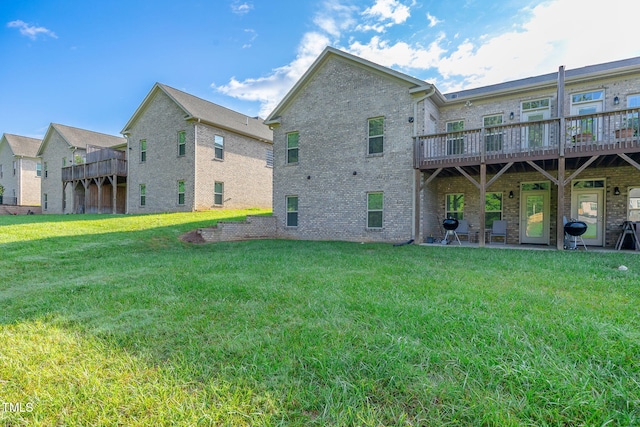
442, 218, 461, 245
564, 220, 587, 250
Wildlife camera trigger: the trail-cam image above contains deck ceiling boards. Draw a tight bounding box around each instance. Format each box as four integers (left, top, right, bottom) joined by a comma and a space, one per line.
423, 153, 640, 178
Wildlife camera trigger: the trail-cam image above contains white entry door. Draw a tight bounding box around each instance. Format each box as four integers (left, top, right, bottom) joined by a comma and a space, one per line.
571, 180, 605, 246
520, 182, 550, 244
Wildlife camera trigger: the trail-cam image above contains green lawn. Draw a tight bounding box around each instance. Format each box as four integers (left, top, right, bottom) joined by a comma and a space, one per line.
0, 210, 639, 426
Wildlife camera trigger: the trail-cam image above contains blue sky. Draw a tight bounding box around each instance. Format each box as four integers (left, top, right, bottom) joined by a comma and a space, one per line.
2, 0, 640, 139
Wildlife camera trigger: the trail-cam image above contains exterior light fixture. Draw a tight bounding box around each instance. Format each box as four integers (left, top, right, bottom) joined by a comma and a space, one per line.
614, 96, 620, 105
509, 190, 514, 199
614, 186, 621, 195
509, 112, 515, 120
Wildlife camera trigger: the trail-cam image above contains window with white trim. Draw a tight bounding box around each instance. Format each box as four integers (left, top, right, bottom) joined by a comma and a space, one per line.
214, 182, 224, 205
140, 140, 147, 162
367, 192, 383, 228
214, 135, 224, 160
483, 114, 503, 152
446, 120, 464, 155
178, 131, 186, 156
368, 117, 384, 155
178, 180, 185, 205
286, 196, 298, 226
286, 132, 299, 164
140, 184, 146, 206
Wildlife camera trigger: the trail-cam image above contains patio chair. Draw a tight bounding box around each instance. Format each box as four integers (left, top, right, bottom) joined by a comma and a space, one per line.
456, 219, 470, 242
489, 220, 507, 244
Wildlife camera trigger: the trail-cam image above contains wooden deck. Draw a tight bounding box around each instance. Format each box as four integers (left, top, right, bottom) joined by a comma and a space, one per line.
415, 108, 640, 171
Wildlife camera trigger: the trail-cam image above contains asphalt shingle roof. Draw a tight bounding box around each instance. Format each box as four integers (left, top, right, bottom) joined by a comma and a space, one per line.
2, 134, 41, 158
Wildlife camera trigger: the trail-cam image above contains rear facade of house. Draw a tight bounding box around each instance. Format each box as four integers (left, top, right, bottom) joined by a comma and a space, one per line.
268, 47, 640, 249
122, 83, 273, 214
0, 134, 42, 207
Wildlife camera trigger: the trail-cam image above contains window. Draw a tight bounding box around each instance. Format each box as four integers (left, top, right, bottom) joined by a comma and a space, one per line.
62, 157, 66, 167
266, 148, 274, 168
214, 135, 224, 160
36, 163, 42, 177
178, 131, 186, 156
44, 162, 48, 178
177, 180, 185, 205
446, 193, 464, 220
140, 184, 146, 206
13, 161, 16, 176
483, 114, 503, 152
629, 188, 640, 221
446, 120, 464, 155
286, 196, 298, 227
43, 193, 48, 210
140, 140, 147, 162
522, 98, 551, 148
367, 192, 383, 228
214, 182, 224, 205
485, 192, 503, 227
625, 95, 640, 134
0, 164, 3, 178
286, 132, 299, 164
368, 117, 384, 155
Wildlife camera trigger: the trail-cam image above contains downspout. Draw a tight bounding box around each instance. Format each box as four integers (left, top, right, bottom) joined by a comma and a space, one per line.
194, 118, 200, 212
411, 85, 437, 243
124, 134, 130, 214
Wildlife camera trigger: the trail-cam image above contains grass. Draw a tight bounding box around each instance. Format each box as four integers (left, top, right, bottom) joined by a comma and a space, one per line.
0, 210, 639, 426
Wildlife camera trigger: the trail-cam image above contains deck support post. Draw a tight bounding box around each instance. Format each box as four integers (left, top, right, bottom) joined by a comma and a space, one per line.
556, 157, 566, 250
109, 175, 117, 214
479, 163, 487, 247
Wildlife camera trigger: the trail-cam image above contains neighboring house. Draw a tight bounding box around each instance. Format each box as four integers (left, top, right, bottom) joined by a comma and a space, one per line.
37, 123, 127, 214
0, 133, 42, 206
266, 47, 640, 249
121, 83, 273, 214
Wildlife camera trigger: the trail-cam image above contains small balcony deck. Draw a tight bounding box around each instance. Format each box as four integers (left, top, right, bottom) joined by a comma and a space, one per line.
415, 108, 640, 170
62, 158, 127, 181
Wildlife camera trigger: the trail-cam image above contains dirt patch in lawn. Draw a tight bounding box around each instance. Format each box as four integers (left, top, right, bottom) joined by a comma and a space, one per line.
179, 230, 206, 244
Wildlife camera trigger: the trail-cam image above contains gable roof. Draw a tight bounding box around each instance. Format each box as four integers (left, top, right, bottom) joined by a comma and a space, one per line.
121, 83, 272, 143
1, 133, 41, 158
265, 46, 443, 125
37, 123, 126, 156
444, 56, 640, 102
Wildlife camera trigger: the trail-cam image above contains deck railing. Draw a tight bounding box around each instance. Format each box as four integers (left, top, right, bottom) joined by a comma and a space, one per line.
415, 108, 640, 167
61, 158, 127, 181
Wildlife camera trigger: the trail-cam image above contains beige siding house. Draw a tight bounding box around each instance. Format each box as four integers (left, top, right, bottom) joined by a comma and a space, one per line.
267, 47, 640, 249
121, 83, 273, 214
37, 124, 126, 214
0, 134, 42, 206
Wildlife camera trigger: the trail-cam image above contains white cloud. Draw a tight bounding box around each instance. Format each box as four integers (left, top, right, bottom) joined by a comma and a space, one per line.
7, 20, 57, 40
426, 12, 442, 27
214, 0, 640, 117
433, 0, 640, 92
313, 0, 358, 38
231, 1, 253, 15
214, 32, 331, 117
347, 35, 445, 70
362, 0, 410, 24
242, 29, 257, 49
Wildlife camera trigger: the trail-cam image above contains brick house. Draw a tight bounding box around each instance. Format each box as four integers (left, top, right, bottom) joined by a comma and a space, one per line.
121, 83, 273, 214
37, 123, 126, 214
0, 133, 42, 206
266, 47, 640, 249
